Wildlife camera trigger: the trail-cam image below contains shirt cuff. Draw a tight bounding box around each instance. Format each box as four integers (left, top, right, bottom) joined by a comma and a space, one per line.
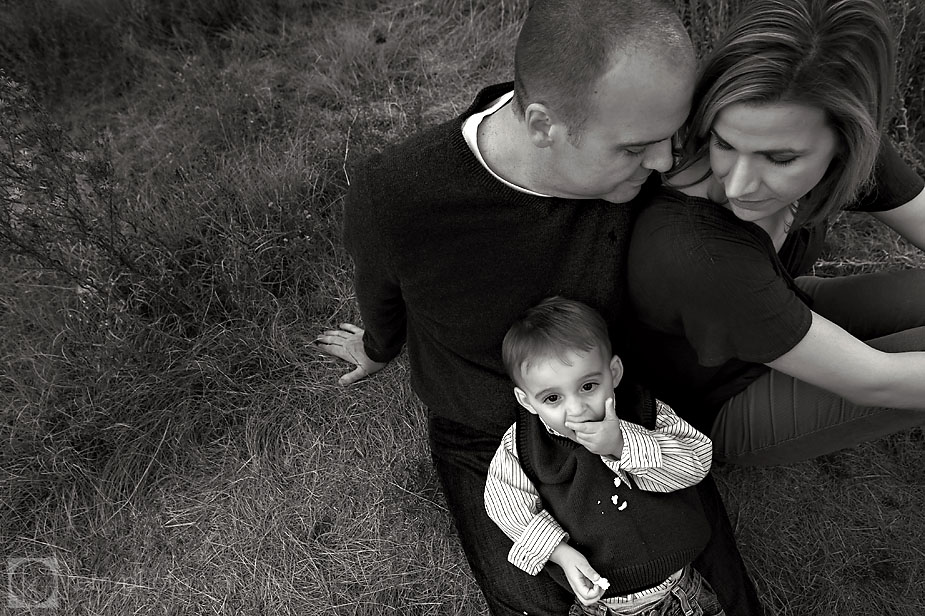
619, 422, 662, 470
508, 510, 569, 575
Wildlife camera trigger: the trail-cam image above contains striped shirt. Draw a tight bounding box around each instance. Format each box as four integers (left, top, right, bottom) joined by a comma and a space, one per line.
484, 399, 711, 597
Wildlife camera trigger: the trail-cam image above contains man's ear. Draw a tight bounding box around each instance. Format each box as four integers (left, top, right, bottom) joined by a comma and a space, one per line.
523, 102, 557, 148
609, 355, 624, 387
514, 387, 538, 414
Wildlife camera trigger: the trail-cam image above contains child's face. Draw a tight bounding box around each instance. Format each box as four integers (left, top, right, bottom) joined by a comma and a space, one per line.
514, 347, 623, 443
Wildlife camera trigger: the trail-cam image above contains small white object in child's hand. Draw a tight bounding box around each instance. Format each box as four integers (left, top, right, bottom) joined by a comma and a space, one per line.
595, 577, 610, 591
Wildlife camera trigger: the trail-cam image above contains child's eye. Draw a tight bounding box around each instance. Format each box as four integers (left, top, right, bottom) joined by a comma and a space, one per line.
581, 382, 598, 392
623, 147, 645, 157
543, 394, 561, 404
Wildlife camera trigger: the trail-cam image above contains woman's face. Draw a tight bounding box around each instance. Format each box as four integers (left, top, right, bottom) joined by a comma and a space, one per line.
709, 101, 839, 224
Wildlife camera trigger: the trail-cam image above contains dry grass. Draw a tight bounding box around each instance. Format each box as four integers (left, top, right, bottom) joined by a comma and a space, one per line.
0, 1, 923, 615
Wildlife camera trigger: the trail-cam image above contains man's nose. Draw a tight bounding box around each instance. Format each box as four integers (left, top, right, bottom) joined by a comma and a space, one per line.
642, 139, 673, 173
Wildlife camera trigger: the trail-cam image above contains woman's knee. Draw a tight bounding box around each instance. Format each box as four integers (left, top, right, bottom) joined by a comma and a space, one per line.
796, 269, 925, 338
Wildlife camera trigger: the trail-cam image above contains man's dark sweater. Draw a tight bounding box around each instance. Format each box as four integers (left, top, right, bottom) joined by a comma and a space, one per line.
344, 83, 657, 437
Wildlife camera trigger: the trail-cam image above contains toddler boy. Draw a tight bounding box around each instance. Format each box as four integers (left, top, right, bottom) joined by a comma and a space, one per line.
485, 297, 726, 615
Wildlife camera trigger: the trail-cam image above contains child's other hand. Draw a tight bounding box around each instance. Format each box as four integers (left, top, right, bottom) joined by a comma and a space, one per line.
574, 574, 606, 606
564, 557, 607, 606
549, 542, 606, 606
566, 397, 623, 458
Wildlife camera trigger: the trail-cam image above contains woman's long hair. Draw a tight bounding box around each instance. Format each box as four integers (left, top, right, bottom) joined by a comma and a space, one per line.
674, 0, 896, 229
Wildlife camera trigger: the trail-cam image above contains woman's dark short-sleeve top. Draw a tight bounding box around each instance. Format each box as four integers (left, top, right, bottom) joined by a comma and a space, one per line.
627, 141, 924, 432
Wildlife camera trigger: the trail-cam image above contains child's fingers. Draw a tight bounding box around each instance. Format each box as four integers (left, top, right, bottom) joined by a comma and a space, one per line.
577, 564, 609, 601
577, 563, 601, 586
572, 432, 607, 456
576, 584, 605, 606
568, 431, 593, 450
564, 419, 593, 434
603, 397, 617, 419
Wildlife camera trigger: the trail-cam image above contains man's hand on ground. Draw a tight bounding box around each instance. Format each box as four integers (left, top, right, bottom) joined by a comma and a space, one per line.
315, 323, 388, 385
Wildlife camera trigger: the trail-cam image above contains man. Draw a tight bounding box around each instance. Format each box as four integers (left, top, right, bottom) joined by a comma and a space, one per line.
317, 1, 764, 614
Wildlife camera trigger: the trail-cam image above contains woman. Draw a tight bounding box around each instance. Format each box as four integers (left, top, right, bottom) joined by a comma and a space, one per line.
628, 0, 925, 465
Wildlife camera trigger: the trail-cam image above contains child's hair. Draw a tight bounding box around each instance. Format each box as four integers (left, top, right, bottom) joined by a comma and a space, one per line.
502, 297, 612, 385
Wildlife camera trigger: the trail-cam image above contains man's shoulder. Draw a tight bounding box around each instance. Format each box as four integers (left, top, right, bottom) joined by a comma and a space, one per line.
352, 82, 512, 181
355, 117, 463, 178
344, 83, 520, 226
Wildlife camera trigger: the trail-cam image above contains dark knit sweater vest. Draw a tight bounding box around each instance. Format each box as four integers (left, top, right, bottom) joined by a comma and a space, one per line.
516, 385, 711, 597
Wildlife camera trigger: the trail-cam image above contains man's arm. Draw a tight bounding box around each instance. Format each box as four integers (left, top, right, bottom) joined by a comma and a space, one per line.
316, 166, 406, 385
484, 425, 569, 576
603, 400, 712, 492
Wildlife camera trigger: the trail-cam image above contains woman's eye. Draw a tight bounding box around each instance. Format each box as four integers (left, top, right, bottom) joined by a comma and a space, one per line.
711, 138, 733, 151
769, 156, 797, 166
623, 148, 645, 157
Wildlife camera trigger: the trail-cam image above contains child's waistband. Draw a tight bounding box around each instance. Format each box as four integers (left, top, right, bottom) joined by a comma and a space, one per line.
598, 566, 686, 612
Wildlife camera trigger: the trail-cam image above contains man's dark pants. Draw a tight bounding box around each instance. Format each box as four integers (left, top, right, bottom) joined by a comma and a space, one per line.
429, 412, 764, 616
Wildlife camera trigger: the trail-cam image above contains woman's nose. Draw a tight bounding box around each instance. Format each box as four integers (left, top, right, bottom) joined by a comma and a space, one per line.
723, 157, 760, 198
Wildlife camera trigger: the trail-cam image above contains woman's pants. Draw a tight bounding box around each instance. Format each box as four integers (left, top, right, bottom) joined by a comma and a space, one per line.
712, 269, 925, 465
